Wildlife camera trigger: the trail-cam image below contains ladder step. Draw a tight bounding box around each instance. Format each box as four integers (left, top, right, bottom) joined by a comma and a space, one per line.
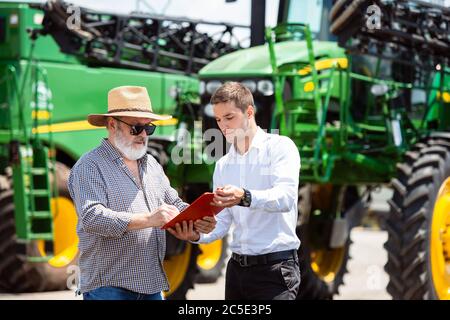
27, 255, 54, 263
288, 109, 316, 116
29, 233, 53, 241
31, 168, 47, 175
300, 153, 314, 159
30, 211, 53, 219
285, 99, 316, 110
302, 159, 322, 166
26, 189, 50, 197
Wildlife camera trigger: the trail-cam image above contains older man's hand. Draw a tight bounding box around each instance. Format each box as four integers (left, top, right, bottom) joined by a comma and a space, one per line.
150, 204, 179, 227
167, 216, 217, 242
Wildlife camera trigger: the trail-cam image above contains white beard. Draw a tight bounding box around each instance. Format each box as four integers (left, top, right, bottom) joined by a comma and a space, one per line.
114, 130, 148, 160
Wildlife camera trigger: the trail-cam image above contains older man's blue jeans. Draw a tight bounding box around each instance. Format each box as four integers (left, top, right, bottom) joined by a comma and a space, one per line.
83, 286, 164, 300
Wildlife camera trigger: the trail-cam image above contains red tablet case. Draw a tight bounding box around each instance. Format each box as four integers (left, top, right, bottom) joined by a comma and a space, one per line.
162, 192, 224, 230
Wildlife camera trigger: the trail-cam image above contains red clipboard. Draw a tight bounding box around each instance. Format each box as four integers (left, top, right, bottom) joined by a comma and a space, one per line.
162, 192, 224, 230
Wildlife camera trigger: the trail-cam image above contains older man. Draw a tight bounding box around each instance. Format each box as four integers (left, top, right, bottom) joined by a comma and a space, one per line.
68, 86, 215, 300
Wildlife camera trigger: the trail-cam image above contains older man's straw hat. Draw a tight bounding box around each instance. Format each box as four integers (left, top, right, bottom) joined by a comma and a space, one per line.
87, 86, 172, 126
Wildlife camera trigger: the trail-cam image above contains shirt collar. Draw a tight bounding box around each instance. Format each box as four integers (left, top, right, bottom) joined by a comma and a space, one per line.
251, 127, 266, 150
100, 138, 122, 161
229, 126, 266, 156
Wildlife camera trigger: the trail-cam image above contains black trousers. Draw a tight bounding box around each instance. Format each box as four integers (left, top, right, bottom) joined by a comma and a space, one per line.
225, 255, 301, 300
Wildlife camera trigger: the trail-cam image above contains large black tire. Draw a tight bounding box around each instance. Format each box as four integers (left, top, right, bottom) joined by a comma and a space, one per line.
196, 235, 229, 284
296, 184, 358, 299
166, 243, 200, 300
296, 226, 351, 300
384, 133, 450, 300
0, 162, 77, 292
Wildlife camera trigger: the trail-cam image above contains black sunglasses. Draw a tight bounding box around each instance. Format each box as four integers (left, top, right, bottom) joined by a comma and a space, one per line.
113, 117, 156, 136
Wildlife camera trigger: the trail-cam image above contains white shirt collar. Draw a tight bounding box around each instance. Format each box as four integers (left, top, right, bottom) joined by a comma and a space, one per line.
229, 126, 266, 157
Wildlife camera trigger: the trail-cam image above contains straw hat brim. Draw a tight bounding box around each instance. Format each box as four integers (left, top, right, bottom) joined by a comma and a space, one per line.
87, 111, 172, 127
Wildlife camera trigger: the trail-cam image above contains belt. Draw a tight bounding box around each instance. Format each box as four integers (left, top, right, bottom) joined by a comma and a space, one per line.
231, 250, 297, 267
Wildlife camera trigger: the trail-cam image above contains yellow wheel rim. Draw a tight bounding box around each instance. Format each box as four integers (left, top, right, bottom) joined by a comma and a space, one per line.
310, 247, 346, 283
430, 177, 450, 300
163, 243, 192, 297
308, 184, 346, 283
197, 239, 223, 271
37, 197, 79, 268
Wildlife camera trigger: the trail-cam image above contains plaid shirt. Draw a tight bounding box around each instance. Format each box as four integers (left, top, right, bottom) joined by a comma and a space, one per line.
68, 138, 188, 294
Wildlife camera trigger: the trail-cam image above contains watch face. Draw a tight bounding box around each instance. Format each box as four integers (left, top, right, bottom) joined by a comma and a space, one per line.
243, 191, 250, 206
240, 189, 251, 207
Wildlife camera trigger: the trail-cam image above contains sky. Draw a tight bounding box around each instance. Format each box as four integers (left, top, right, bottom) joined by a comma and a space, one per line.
5, 1, 449, 26
75, 0, 280, 26
11, 0, 280, 26
8, 0, 281, 46
3, 0, 449, 44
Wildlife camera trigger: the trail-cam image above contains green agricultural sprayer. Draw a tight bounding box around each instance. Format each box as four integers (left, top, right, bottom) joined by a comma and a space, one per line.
0, 0, 244, 298
167, 0, 450, 299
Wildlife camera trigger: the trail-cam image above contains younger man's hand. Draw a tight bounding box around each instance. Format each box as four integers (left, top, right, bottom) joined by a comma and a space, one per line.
212, 185, 244, 208
194, 216, 216, 234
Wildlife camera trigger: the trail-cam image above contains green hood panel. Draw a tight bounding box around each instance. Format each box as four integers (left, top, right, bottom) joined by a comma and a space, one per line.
199, 41, 345, 78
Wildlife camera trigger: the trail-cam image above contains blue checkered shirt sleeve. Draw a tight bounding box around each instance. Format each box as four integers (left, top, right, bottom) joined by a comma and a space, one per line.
68, 161, 133, 238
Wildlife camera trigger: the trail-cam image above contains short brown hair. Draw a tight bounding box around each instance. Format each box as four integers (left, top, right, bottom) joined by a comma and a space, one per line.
210, 81, 254, 113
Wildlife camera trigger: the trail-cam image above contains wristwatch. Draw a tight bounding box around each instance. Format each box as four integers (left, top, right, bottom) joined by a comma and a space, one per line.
239, 188, 252, 207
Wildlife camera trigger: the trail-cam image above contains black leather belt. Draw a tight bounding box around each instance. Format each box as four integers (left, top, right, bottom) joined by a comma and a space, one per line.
231, 250, 297, 267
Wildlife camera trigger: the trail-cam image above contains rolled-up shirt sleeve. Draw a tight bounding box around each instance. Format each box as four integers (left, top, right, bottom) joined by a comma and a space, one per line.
68, 162, 132, 238
249, 137, 300, 212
